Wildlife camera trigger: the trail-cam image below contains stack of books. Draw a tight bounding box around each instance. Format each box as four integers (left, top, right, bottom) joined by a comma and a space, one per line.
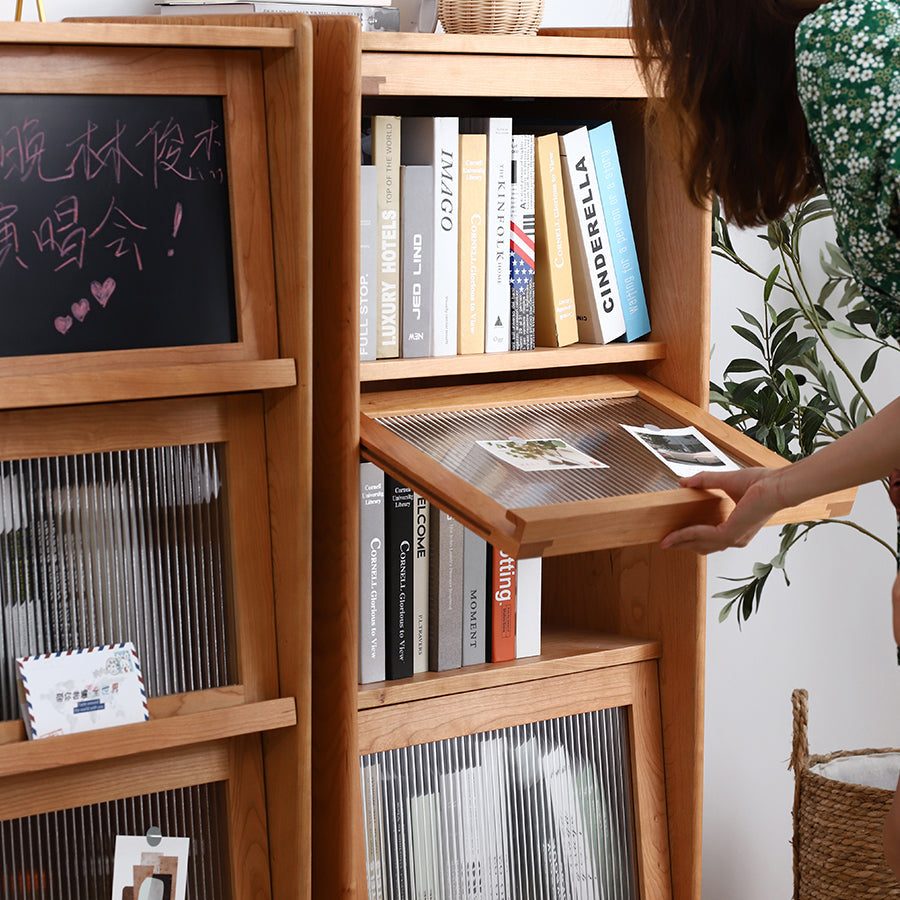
360, 706, 638, 898
360, 116, 651, 362
157, 0, 402, 31
359, 461, 542, 684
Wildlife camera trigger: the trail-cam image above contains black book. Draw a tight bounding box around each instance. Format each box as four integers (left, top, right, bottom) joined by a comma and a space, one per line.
385, 474, 414, 680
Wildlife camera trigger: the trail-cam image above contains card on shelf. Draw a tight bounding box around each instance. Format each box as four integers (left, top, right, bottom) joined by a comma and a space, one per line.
110, 832, 190, 900
15, 642, 149, 740
620, 424, 739, 478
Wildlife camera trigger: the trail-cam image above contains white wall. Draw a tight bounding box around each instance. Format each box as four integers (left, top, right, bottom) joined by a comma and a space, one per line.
25, 0, 897, 894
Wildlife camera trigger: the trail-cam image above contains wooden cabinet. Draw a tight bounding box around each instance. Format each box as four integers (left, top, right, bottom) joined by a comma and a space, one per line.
309, 22, 853, 900
0, 19, 312, 900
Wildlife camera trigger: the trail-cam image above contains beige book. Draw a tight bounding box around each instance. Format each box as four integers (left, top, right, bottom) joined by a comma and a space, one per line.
534, 132, 579, 348
457, 132, 487, 355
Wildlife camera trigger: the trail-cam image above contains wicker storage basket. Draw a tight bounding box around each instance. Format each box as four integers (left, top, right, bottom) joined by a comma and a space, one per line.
792, 688, 900, 898
438, 0, 544, 34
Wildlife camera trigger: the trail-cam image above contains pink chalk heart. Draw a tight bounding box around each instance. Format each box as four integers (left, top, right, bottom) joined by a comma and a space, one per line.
71, 298, 90, 322
90, 277, 116, 307
54, 316, 73, 335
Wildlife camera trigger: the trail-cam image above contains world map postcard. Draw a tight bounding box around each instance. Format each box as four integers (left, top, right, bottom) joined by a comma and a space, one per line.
15, 642, 149, 740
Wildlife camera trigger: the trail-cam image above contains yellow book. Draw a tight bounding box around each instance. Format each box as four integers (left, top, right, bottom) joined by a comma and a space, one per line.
534, 132, 579, 348
457, 133, 487, 355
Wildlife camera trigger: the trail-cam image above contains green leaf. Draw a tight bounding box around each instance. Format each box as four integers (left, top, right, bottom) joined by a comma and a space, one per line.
861, 348, 880, 382
732, 325, 765, 353
725, 358, 768, 375
825, 320, 864, 339
763, 265, 781, 303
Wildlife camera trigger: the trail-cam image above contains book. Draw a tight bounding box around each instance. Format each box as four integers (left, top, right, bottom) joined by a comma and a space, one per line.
428, 507, 463, 671
490, 546, 516, 663
588, 121, 650, 341
515, 556, 542, 659
372, 115, 401, 359
385, 474, 414, 680
360, 165, 377, 361
406, 777, 442, 898
559, 125, 626, 345
402, 117, 459, 357
401, 165, 434, 359
412, 492, 430, 674
157, 0, 401, 27
358, 461, 386, 684
461, 527, 488, 667
381, 767, 412, 899
534, 132, 579, 348
541, 745, 599, 895
465, 117, 513, 353
457, 132, 487, 355
509, 133, 536, 352
360, 757, 387, 900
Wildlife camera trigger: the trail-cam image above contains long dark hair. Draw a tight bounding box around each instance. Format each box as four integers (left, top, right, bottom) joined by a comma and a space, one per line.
630, 0, 821, 226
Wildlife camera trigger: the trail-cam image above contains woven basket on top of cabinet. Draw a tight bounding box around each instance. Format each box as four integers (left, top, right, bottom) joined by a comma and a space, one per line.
438, 0, 544, 34
792, 688, 900, 898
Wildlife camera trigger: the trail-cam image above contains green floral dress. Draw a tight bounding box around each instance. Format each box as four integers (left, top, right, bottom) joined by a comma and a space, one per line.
796, 0, 900, 338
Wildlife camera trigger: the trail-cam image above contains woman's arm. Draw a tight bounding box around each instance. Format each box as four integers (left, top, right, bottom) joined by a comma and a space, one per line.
660, 393, 900, 554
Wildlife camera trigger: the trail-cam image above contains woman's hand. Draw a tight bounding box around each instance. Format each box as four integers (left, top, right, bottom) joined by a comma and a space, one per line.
660, 466, 787, 555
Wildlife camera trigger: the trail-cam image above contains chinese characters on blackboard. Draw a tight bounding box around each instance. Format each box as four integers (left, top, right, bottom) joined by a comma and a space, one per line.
0, 95, 236, 357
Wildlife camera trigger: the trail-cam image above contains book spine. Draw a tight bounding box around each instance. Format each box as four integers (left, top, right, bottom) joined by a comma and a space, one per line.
559, 126, 622, 345
428, 507, 463, 671
490, 546, 516, 663
360, 164, 377, 361
412, 493, 430, 674
402, 116, 459, 357
509, 134, 535, 352
514, 556, 542, 659
385, 474, 414, 680
358, 462, 386, 683
401, 165, 434, 359
372, 115, 401, 359
483, 118, 512, 353
589, 121, 650, 341
461, 527, 488, 667
534, 132, 579, 349
457, 132, 487, 355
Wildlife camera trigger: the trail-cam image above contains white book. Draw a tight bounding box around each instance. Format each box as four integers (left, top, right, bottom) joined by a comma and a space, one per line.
479, 734, 513, 898
159, 0, 392, 8
515, 556, 542, 659
372, 115, 401, 359
401, 165, 434, 359
541, 745, 599, 896
461, 527, 487, 667
402, 117, 459, 357
412, 493, 430, 674
360, 165, 377, 361
559, 126, 625, 345
465, 117, 513, 353
358, 461, 386, 684
407, 783, 442, 899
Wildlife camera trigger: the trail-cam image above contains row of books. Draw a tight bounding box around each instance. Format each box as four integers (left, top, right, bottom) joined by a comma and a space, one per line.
360, 708, 637, 899
157, 0, 402, 30
360, 115, 651, 362
359, 461, 542, 685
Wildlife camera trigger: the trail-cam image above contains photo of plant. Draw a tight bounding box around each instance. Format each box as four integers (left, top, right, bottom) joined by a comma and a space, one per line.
475, 438, 608, 472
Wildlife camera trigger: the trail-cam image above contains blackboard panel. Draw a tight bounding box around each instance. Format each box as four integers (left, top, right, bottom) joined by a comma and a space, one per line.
0, 94, 237, 357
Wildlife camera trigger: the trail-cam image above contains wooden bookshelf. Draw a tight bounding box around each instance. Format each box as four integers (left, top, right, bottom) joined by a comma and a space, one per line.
309, 22, 855, 900
0, 18, 312, 900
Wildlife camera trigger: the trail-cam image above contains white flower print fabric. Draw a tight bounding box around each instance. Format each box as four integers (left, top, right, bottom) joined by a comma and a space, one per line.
796, 0, 900, 337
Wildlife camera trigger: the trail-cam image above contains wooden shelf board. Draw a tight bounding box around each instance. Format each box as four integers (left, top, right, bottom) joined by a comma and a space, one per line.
0, 695, 296, 779
358, 631, 661, 710
0, 358, 297, 410
360, 32, 636, 58
6, 20, 295, 47
361, 341, 666, 384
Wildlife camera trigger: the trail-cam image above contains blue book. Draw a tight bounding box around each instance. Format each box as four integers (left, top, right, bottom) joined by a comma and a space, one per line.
588, 122, 650, 341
